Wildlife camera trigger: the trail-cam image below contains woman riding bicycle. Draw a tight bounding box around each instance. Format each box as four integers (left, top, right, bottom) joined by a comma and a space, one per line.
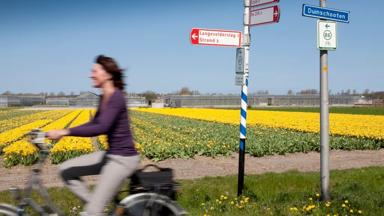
46, 55, 140, 216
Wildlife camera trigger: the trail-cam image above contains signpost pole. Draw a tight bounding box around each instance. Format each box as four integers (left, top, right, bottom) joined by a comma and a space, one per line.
238, 0, 251, 196
319, 0, 330, 201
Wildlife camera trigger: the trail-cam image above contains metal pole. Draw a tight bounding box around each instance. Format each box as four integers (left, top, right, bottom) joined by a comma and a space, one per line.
320, 0, 330, 201
238, 0, 251, 196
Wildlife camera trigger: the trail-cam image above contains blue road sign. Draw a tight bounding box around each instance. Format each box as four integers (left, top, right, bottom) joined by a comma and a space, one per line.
302, 4, 350, 23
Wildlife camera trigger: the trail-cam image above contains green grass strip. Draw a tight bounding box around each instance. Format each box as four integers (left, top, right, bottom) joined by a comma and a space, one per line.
0, 166, 382, 215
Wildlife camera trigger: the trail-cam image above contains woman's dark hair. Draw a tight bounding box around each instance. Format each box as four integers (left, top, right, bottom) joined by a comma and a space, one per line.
95, 55, 125, 90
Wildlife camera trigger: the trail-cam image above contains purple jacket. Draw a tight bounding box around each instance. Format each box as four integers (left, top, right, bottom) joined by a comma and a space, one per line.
69, 89, 138, 156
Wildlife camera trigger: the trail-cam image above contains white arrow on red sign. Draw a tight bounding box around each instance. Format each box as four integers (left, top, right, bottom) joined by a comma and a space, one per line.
250, 0, 279, 7
249, 5, 280, 26
190, 28, 242, 47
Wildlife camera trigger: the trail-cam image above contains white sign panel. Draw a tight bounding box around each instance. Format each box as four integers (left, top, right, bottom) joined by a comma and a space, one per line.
249, 5, 280, 26
235, 48, 245, 73
251, 0, 279, 7
235, 74, 244, 86
190, 28, 242, 47
317, 20, 337, 50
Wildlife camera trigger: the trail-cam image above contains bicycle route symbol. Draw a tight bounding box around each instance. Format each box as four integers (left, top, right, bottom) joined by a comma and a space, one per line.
323, 30, 332, 40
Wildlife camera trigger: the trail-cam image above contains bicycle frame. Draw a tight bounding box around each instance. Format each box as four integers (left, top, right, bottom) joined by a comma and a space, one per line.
4, 129, 187, 216
10, 147, 64, 216
7, 130, 131, 216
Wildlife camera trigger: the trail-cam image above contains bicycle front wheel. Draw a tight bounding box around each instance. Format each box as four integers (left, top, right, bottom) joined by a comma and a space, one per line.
0, 203, 18, 216
117, 193, 187, 216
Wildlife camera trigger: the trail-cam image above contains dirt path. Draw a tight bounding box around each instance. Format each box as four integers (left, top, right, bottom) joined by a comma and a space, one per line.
1, 150, 383, 191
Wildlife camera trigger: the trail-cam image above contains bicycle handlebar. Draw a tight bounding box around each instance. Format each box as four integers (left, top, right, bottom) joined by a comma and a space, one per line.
28, 129, 48, 151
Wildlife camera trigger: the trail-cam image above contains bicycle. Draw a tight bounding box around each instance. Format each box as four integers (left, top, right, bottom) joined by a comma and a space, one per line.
0, 129, 187, 216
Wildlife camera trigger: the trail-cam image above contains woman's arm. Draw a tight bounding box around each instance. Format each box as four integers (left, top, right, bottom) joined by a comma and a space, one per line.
70, 111, 97, 129
68, 96, 122, 137
46, 110, 98, 139
46, 129, 70, 140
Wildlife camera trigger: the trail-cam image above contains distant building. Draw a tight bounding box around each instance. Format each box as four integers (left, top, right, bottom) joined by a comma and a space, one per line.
1, 92, 365, 108
0, 95, 20, 107
72, 92, 99, 107
45, 91, 148, 107
150, 98, 165, 108
164, 95, 361, 108
0, 94, 44, 107
355, 97, 372, 106
373, 99, 384, 106
126, 96, 148, 108
165, 95, 240, 108
46, 96, 76, 106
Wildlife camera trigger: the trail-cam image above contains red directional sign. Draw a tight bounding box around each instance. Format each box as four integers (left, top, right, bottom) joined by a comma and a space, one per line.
190, 28, 242, 47
249, 5, 280, 26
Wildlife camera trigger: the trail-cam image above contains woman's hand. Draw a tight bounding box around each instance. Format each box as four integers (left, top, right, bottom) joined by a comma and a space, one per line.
46, 129, 70, 140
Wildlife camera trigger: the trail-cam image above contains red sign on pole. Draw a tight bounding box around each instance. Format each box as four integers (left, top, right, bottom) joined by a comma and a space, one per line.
249, 5, 280, 26
190, 28, 242, 47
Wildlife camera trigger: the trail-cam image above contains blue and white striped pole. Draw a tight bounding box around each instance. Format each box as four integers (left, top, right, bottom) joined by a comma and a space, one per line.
238, 78, 249, 196
240, 79, 249, 142
238, 0, 251, 196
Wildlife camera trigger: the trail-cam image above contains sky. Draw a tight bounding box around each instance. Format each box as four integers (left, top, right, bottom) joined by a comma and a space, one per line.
0, 0, 383, 95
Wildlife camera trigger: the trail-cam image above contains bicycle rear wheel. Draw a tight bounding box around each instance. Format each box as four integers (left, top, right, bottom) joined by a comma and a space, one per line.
117, 193, 187, 216
0, 203, 18, 216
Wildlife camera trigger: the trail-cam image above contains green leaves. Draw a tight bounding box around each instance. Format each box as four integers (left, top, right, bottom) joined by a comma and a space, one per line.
131, 111, 384, 161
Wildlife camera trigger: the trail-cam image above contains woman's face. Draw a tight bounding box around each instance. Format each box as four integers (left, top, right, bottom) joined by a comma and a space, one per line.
91, 63, 112, 88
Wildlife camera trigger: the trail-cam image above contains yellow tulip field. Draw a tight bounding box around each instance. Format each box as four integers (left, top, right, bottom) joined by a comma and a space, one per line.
0, 108, 383, 167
